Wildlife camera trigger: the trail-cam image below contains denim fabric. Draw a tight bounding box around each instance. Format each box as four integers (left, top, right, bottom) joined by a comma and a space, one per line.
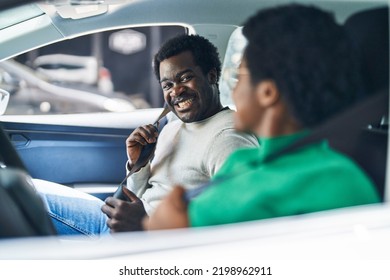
32, 179, 110, 237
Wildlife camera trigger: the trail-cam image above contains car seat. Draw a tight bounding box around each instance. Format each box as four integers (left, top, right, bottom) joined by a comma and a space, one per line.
0, 123, 57, 238
343, 7, 389, 200
325, 7, 389, 200
344, 7, 389, 95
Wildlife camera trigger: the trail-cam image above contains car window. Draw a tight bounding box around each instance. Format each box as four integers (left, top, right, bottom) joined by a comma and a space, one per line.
0, 25, 186, 115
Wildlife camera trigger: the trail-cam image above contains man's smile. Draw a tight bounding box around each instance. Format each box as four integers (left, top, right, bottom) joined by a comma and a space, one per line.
177, 98, 195, 109
173, 96, 196, 111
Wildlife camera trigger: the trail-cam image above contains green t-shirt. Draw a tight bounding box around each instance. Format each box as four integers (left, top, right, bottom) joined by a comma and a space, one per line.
188, 133, 380, 227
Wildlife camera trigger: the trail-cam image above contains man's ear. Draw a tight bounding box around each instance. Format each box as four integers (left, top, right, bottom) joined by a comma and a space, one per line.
255, 80, 279, 107
207, 68, 218, 84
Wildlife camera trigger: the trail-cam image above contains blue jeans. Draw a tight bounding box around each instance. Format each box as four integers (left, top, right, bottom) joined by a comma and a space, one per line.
33, 179, 110, 237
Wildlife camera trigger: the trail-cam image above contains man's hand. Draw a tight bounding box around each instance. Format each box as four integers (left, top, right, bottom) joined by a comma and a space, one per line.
143, 186, 189, 231
101, 187, 146, 232
126, 124, 159, 167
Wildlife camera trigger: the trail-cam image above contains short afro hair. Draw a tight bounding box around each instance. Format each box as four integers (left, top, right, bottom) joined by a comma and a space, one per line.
243, 4, 363, 127
153, 34, 222, 84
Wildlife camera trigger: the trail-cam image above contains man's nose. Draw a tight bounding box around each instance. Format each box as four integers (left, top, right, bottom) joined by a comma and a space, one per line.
170, 84, 185, 97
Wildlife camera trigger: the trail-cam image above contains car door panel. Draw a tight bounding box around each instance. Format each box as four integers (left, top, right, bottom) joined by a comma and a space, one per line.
2, 121, 129, 185
0, 110, 163, 198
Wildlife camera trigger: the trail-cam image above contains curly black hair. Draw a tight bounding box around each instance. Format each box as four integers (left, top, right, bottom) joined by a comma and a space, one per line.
153, 34, 222, 85
242, 4, 363, 127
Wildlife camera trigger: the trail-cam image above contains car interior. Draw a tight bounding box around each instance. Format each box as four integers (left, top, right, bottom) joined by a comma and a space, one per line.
0, 0, 389, 261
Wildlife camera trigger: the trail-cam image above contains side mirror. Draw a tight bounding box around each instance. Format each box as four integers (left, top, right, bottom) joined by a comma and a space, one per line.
0, 89, 10, 115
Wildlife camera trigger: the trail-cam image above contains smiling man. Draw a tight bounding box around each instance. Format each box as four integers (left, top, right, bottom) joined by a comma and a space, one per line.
101, 35, 258, 232
34, 34, 258, 235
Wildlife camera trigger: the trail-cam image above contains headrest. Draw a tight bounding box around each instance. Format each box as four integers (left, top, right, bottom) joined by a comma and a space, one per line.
344, 7, 389, 94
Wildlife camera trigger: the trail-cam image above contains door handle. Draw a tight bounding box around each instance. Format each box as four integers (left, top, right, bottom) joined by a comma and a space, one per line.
10, 134, 30, 147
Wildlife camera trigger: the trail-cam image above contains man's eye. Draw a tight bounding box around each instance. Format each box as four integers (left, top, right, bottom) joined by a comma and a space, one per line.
180, 75, 193, 83
161, 82, 172, 91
